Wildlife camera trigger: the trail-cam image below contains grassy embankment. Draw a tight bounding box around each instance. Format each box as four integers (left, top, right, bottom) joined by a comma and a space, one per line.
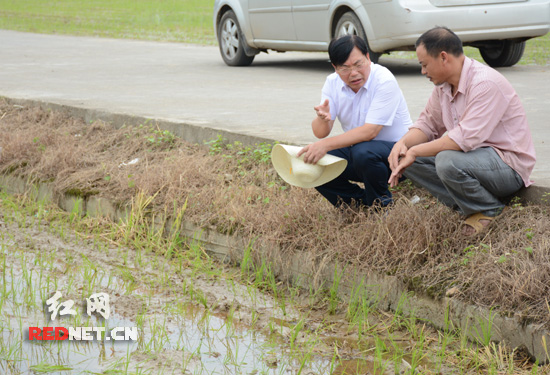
0, 0, 548, 65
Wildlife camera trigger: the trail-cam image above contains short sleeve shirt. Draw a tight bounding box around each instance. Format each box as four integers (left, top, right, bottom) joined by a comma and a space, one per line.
320, 62, 412, 142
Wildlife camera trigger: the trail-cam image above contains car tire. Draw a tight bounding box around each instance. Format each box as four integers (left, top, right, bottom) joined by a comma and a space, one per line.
335, 12, 380, 64
217, 10, 255, 66
479, 40, 525, 67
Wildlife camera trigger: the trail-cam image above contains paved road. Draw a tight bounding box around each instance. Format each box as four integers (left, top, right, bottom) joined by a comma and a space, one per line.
1, 30, 549, 188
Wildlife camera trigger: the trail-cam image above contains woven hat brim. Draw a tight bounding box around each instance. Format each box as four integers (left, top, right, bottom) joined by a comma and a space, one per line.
271, 144, 347, 188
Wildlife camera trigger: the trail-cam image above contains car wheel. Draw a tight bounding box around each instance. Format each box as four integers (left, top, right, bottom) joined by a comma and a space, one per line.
217, 10, 255, 66
479, 40, 525, 67
335, 11, 380, 64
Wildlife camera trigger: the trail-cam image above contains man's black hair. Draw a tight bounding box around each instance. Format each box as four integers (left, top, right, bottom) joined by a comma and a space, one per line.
415, 26, 463, 57
328, 35, 369, 66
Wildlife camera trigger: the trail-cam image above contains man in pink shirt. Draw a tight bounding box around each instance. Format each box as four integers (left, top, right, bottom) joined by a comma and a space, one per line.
388, 27, 536, 235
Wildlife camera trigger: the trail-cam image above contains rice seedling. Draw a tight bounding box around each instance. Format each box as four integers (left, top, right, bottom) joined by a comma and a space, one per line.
289, 319, 305, 351
473, 308, 497, 347
373, 335, 389, 374
29, 361, 73, 373
328, 264, 344, 316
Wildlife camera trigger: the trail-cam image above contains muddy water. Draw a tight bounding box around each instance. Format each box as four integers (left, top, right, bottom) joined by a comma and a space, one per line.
1, 251, 336, 374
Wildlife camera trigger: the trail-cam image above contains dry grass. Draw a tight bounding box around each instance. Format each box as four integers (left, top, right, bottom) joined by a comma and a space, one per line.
1, 99, 550, 326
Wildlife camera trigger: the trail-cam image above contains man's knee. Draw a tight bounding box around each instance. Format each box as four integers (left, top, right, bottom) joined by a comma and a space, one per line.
434, 150, 461, 181
351, 143, 389, 167
327, 147, 348, 160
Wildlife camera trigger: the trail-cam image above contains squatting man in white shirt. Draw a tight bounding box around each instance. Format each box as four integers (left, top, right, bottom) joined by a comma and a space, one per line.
298, 35, 412, 208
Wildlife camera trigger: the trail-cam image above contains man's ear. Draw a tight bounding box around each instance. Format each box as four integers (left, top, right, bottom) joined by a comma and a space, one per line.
440, 51, 448, 63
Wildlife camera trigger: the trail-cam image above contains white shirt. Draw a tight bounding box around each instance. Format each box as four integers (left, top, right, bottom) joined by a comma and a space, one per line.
321, 62, 412, 142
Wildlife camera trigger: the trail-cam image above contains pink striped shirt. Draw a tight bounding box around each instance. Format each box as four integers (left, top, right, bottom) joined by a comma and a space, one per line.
412, 57, 536, 186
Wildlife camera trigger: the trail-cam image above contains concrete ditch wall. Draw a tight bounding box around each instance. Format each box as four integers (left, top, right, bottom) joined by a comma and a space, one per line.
1, 173, 549, 363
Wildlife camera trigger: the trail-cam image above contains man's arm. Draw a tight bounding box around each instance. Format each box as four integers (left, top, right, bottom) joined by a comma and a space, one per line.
409, 134, 461, 157
446, 80, 511, 152
388, 128, 429, 171
299, 123, 383, 164
301, 96, 383, 163
388, 86, 448, 186
388, 134, 461, 187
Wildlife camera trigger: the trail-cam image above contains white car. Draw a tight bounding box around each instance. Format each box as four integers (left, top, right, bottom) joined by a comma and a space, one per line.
213, 0, 550, 67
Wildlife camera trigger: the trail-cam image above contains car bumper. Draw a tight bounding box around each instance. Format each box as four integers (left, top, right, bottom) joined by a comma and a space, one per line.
362, 0, 550, 51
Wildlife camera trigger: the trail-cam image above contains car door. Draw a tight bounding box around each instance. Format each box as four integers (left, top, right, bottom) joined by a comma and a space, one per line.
291, 0, 331, 43
248, 0, 297, 41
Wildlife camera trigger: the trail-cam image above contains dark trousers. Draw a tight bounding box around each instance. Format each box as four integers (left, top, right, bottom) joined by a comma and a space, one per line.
316, 140, 395, 207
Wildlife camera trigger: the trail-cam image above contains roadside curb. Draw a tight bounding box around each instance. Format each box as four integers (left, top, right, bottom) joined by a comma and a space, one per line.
1, 173, 549, 363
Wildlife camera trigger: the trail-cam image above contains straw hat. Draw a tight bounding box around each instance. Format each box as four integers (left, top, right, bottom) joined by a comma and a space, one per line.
271, 144, 347, 188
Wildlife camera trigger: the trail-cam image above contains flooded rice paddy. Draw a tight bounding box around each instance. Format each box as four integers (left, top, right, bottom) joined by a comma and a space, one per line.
0, 192, 543, 374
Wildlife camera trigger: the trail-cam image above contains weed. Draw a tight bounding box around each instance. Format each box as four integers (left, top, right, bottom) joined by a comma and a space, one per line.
145, 127, 176, 148
205, 134, 226, 155
206, 135, 275, 169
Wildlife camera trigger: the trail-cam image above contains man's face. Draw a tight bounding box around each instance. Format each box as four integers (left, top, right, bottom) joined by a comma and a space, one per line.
334, 47, 371, 93
416, 44, 445, 86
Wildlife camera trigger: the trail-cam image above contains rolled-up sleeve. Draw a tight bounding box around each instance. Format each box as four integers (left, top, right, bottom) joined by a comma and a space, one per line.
411, 88, 446, 141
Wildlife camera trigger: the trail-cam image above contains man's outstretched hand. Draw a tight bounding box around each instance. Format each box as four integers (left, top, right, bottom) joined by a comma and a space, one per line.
314, 99, 331, 122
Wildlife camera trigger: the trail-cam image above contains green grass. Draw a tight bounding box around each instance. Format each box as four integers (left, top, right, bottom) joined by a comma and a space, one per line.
0, 0, 216, 45
0, 0, 548, 65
